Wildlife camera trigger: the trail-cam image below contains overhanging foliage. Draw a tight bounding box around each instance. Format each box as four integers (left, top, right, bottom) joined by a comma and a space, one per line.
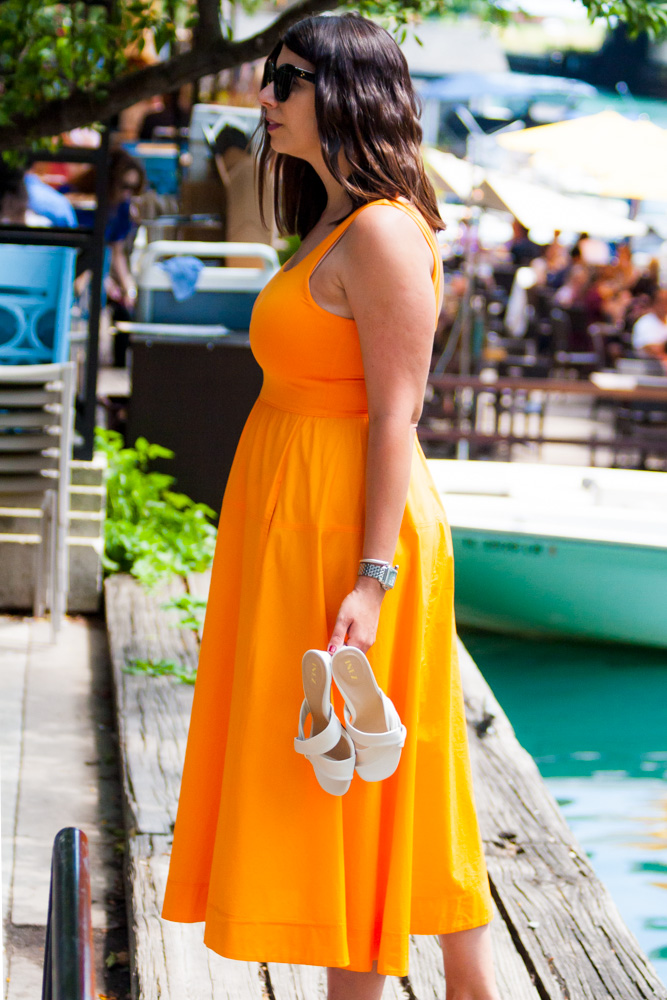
0, 0, 665, 151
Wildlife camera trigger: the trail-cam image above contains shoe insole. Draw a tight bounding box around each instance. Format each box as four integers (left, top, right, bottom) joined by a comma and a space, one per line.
335, 649, 387, 734
302, 651, 351, 762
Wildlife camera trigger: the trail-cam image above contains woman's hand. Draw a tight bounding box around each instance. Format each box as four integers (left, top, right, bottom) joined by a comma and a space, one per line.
328, 577, 385, 654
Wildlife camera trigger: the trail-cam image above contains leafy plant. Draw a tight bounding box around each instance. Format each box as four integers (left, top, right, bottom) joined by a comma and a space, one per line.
161, 592, 208, 631
277, 233, 301, 266
123, 657, 197, 684
95, 428, 217, 590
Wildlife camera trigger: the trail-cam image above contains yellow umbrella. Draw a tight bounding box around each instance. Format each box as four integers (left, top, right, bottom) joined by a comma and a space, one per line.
497, 110, 667, 201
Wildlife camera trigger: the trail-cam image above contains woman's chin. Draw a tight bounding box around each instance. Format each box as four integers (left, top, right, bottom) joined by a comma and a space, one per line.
268, 130, 286, 150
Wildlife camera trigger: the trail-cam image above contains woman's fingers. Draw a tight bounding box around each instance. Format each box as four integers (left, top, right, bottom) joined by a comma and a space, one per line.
328, 596, 378, 654
328, 610, 352, 655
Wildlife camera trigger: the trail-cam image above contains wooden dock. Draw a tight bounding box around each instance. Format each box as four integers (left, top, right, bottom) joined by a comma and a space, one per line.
105, 572, 667, 1000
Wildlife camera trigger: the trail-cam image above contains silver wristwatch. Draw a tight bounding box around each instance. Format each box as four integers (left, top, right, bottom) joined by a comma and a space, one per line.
358, 560, 399, 591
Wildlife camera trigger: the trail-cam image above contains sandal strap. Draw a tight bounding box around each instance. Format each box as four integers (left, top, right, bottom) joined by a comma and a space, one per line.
310, 751, 356, 781
346, 719, 407, 749
294, 701, 342, 756
354, 741, 403, 771
343, 699, 406, 748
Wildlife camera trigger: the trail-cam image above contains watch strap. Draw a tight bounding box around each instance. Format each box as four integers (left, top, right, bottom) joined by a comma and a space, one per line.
358, 561, 399, 590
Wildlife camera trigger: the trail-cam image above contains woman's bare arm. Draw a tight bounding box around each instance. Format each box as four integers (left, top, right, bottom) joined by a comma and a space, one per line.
327, 205, 437, 653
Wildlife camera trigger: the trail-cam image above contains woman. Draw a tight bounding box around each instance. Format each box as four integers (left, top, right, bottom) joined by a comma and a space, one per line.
71, 149, 145, 363
162, 14, 498, 1000
103, 149, 145, 319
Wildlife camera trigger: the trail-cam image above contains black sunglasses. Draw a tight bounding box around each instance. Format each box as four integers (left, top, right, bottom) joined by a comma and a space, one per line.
262, 59, 316, 102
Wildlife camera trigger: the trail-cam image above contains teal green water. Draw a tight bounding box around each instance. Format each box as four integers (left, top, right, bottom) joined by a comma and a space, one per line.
460, 628, 667, 983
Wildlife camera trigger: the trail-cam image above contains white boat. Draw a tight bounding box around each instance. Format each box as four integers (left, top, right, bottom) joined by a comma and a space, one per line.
427, 460, 667, 648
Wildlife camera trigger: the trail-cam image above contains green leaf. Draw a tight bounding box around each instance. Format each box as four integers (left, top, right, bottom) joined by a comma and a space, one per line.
94, 428, 217, 592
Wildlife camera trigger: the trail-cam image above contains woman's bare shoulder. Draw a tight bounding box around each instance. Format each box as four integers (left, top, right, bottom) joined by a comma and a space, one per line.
343, 201, 432, 266
338, 202, 434, 280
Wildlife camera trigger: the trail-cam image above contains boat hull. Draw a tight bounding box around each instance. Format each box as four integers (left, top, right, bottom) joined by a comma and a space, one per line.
451, 527, 667, 648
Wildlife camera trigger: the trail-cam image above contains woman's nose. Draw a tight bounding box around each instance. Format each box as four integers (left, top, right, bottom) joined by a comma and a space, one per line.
258, 83, 277, 107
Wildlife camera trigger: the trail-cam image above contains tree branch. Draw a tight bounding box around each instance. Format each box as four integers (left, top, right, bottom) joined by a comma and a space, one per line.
0, 0, 337, 151
195, 0, 223, 45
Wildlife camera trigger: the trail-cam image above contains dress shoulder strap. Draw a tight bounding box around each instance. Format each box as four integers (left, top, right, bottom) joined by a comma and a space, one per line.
308, 198, 442, 307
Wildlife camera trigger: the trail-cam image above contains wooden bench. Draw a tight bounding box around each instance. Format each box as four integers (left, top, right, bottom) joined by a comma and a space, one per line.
105, 572, 667, 1000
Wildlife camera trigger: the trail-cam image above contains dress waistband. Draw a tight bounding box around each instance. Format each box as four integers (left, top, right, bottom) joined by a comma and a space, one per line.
259, 375, 369, 417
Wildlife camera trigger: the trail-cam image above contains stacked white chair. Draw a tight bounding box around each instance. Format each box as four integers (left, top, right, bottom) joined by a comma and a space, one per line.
0, 362, 76, 638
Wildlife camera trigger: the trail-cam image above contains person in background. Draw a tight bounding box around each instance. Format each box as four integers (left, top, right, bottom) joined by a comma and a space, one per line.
508, 219, 543, 267
139, 91, 189, 140
72, 148, 146, 308
213, 125, 274, 265
611, 242, 640, 292
554, 262, 590, 309
0, 162, 50, 226
585, 266, 632, 329
104, 149, 146, 313
631, 286, 667, 371
544, 229, 570, 287
71, 149, 145, 365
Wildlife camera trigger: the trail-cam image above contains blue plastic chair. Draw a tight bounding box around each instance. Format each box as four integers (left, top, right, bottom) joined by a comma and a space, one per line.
0, 245, 77, 364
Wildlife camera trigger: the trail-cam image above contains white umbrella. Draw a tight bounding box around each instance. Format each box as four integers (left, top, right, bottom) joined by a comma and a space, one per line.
478, 171, 647, 239
422, 146, 646, 238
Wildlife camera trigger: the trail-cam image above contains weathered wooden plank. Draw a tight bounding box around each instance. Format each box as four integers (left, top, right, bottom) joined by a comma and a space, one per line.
267, 962, 407, 999
108, 574, 666, 1000
105, 574, 197, 835
266, 962, 327, 1000
407, 907, 541, 1000
128, 834, 265, 1000
275, 967, 401, 999
186, 568, 212, 640
458, 639, 667, 1000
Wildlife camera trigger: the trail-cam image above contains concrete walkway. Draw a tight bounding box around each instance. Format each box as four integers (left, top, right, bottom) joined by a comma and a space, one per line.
1, 614, 130, 1000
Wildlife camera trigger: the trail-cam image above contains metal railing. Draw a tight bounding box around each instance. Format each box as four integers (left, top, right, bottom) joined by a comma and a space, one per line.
42, 827, 96, 1000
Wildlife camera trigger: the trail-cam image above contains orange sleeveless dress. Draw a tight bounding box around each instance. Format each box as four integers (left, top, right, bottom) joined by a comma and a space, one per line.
161, 199, 494, 975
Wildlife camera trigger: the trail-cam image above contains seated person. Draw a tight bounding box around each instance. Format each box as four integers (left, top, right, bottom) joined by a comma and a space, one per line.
508, 219, 543, 267
631, 287, 667, 371
554, 263, 590, 309
544, 229, 570, 287
0, 162, 50, 226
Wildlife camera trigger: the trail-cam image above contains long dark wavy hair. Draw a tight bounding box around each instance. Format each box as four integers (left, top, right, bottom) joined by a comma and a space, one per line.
256, 13, 443, 238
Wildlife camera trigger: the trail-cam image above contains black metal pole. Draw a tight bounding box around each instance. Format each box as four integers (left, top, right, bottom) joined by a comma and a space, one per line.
41, 827, 96, 1000
76, 126, 110, 460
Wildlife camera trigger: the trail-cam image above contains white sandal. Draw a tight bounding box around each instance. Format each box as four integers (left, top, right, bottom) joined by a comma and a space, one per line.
332, 646, 407, 782
294, 649, 356, 796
